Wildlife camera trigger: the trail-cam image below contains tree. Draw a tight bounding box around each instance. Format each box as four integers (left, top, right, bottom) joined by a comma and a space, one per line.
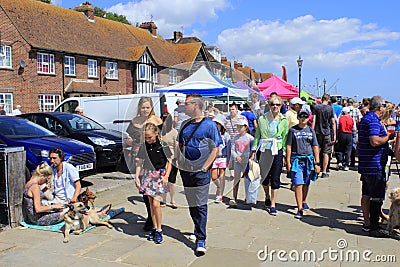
94, 7, 131, 25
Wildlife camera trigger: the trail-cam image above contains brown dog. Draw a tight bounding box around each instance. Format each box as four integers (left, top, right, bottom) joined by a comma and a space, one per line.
63, 202, 112, 243
78, 187, 96, 208
387, 187, 400, 234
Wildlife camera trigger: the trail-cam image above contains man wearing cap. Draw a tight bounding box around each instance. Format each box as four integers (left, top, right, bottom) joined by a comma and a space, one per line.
336, 107, 354, 171
12, 105, 22, 115
286, 97, 305, 129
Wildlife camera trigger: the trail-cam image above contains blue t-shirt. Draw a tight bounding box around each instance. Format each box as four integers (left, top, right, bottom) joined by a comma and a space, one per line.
358, 111, 389, 174
179, 118, 223, 168
241, 111, 257, 133
287, 125, 318, 156
332, 103, 343, 118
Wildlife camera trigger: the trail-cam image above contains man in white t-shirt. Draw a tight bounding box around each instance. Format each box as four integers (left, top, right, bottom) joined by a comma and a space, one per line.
12, 105, 22, 115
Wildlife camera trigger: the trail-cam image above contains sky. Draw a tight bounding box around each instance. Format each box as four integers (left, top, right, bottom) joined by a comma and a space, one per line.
54, 0, 400, 104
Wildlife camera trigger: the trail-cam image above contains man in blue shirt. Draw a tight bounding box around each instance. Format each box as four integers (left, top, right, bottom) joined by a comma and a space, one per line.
178, 94, 222, 254
358, 96, 395, 237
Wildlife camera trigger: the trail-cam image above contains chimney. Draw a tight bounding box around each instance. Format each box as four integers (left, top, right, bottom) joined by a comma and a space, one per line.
140, 22, 158, 36
74, 1, 95, 21
173, 31, 183, 42
234, 61, 238, 70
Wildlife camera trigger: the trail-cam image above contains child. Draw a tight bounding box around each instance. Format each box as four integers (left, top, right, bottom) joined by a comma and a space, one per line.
211, 114, 231, 203
286, 109, 321, 219
229, 118, 254, 207
135, 122, 172, 244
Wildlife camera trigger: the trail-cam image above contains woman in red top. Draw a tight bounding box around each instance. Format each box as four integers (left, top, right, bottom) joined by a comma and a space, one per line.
336, 107, 354, 170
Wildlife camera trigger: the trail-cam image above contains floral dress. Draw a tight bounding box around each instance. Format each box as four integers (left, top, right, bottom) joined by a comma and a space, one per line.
22, 182, 62, 226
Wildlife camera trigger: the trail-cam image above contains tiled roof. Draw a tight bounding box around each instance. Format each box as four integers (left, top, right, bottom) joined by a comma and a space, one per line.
261, 72, 273, 81
174, 43, 203, 63
1, 0, 184, 66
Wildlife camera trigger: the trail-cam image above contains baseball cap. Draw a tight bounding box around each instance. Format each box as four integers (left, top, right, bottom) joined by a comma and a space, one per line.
342, 107, 350, 114
16, 105, 22, 108
297, 108, 310, 117
212, 114, 227, 126
237, 118, 249, 126
290, 97, 305, 106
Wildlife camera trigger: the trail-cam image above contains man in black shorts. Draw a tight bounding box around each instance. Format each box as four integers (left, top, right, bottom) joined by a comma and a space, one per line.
312, 94, 336, 178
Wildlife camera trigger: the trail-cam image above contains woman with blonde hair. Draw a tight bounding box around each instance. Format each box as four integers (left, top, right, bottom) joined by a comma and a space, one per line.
22, 162, 68, 225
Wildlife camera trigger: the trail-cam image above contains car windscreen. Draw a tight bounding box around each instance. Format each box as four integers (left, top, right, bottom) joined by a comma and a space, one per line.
0, 118, 56, 140
60, 114, 105, 131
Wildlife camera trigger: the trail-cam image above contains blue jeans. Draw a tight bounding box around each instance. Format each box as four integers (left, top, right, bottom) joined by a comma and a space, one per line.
180, 170, 210, 241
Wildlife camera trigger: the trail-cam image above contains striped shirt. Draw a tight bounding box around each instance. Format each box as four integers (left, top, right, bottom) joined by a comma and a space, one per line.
357, 111, 389, 174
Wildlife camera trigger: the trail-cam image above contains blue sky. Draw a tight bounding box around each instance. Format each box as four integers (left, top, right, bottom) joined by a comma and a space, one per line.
54, 0, 400, 103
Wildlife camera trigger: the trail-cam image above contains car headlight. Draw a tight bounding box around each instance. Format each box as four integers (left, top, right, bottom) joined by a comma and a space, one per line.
88, 137, 116, 146
29, 148, 50, 158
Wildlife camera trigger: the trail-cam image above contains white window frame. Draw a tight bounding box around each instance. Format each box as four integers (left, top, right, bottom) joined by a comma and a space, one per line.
105, 61, 118, 79
0, 93, 13, 114
88, 59, 98, 78
138, 64, 151, 81
37, 52, 55, 74
152, 68, 158, 83
38, 94, 61, 112
169, 70, 177, 85
64, 56, 76, 76
0, 45, 12, 69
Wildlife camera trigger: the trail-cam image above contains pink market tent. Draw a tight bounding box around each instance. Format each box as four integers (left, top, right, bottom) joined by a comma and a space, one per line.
255, 75, 299, 99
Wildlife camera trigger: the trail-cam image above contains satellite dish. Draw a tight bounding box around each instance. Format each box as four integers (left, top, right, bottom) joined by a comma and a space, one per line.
19, 60, 26, 68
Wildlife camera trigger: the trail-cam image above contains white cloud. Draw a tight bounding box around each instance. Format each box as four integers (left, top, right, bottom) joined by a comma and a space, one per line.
107, 0, 228, 39
216, 15, 400, 73
52, 0, 62, 6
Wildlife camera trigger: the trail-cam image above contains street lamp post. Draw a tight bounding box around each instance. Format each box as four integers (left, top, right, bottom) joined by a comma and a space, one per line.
297, 56, 303, 97
323, 78, 326, 95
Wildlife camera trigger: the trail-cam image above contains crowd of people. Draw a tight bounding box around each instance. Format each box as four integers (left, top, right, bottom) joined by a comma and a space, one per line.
22, 92, 400, 254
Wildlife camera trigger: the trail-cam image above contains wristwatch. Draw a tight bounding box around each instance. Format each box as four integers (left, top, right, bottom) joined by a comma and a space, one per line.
314, 162, 321, 166
201, 167, 207, 173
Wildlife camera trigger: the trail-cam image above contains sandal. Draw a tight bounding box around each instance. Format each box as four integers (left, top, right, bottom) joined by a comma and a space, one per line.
160, 202, 167, 208
170, 202, 178, 209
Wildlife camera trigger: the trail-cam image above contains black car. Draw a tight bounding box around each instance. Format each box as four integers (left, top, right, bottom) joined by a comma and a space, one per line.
19, 112, 123, 169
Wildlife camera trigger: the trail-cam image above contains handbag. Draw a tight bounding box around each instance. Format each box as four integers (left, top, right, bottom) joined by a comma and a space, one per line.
248, 159, 260, 181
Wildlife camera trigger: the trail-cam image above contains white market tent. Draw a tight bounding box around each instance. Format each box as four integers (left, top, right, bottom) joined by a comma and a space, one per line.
155, 66, 248, 98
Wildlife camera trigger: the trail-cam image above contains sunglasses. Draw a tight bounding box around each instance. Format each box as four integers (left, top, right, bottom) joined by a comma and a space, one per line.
184, 101, 196, 105
299, 113, 309, 119
381, 103, 387, 108
271, 103, 281, 107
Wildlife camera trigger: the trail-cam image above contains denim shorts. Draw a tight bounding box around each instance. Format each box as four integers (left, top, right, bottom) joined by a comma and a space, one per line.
291, 162, 312, 186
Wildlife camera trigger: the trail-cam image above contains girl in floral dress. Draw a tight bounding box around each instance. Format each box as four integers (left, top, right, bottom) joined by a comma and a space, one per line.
135, 123, 172, 244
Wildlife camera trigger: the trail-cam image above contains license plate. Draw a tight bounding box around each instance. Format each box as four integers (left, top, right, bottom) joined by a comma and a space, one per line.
76, 163, 94, 171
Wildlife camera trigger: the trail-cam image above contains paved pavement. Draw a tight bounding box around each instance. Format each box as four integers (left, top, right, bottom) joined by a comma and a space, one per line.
1, 166, 400, 267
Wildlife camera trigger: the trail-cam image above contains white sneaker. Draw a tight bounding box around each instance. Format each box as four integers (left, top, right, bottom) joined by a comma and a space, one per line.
189, 234, 196, 241
229, 199, 237, 207
343, 166, 349, 171
215, 196, 223, 203
337, 163, 343, 170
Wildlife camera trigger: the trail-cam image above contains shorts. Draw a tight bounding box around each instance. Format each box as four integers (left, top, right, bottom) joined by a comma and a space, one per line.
317, 134, 332, 154
212, 157, 228, 169
291, 162, 312, 186
361, 170, 387, 200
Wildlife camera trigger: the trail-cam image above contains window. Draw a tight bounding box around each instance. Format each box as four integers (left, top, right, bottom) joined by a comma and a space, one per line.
169, 70, 177, 84
64, 56, 75, 76
152, 68, 158, 83
37, 52, 55, 74
38, 94, 60, 112
88, 59, 98, 78
0, 93, 13, 114
0, 45, 12, 68
138, 64, 150, 81
105, 61, 118, 79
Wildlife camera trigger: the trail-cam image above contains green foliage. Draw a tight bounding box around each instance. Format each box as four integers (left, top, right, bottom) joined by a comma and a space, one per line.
94, 7, 131, 25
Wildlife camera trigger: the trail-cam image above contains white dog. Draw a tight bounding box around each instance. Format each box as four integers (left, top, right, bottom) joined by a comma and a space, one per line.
386, 188, 400, 234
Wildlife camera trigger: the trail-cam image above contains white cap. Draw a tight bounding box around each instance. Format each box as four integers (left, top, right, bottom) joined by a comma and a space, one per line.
237, 118, 249, 127
212, 114, 226, 126
16, 105, 22, 108
342, 107, 350, 114
290, 97, 305, 106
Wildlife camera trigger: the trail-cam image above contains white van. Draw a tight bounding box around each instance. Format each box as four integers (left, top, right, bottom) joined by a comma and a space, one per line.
54, 92, 185, 132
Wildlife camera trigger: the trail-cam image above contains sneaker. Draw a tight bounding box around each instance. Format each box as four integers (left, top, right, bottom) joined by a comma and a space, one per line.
361, 224, 371, 232
269, 207, 277, 216
154, 230, 163, 244
302, 203, 310, 211
369, 228, 390, 238
147, 228, 156, 241
294, 210, 303, 219
196, 240, 207, 253
320, 172, 329, 178
343, 166, 349, 171
264, 198, 272, 208
229, 199, 237, 207
189, 234, 197, 241
337, 163, 343, 170
215, 196, 223, 203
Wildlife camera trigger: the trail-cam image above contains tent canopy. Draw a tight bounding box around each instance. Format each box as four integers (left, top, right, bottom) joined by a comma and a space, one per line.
155, 66, 248, 98
255, 75, 299, 99
300, 90, 316, 103
234, 81, 267, 100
